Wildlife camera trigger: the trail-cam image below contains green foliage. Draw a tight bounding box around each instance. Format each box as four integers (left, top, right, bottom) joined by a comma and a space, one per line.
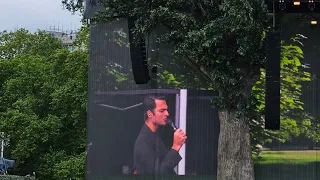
61, 2, 318, 179
152, 33, 315, 154
62, 0, 84, 13
73, 24, 90, 50
61, 0, 317, 151
53, 152, 86, 180
64, 0, 268, 110
0, 29, 87, 179
156, 62, 213, 90
250, 34, 316, 154
0, 29, 63, 60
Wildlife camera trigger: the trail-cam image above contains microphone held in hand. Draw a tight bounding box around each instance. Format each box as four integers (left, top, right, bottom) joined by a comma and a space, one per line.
167, 119, 187, 143
166, 119, 177, 131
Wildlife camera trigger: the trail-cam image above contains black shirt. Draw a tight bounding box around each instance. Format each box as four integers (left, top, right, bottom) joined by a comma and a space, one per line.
133, 124, 182, 175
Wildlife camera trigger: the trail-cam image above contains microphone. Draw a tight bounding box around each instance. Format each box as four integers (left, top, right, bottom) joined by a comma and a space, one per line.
167, 119, 187, 143
166, 119, 178, 131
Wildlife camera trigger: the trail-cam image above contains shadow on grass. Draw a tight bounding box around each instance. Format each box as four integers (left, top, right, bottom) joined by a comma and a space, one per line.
255, 162, 320, 180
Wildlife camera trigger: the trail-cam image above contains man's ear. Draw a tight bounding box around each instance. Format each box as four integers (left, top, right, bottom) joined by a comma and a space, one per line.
147, 110, 153, 118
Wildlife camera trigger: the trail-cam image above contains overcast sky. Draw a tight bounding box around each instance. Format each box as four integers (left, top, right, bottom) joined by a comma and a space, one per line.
0, 0, 82, 33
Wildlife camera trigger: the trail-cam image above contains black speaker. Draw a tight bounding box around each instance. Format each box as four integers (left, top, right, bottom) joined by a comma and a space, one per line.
265, 31, 281, 130
128, 18, 150, 84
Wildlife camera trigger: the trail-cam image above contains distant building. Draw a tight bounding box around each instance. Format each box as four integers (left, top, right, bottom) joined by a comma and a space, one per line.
46, 30, 77, 52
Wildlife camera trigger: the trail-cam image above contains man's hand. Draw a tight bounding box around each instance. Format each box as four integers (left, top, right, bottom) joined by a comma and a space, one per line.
172, 129, 187, 152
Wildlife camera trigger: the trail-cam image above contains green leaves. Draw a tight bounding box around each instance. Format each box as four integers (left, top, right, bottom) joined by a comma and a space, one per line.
61, 0, 84, 13
0, 29, 87, 179
61, 0, 319, 158
250, 34, 314, 152
53, 153, 85, 180
0, 29, 63, 60
63, 0, 268, 109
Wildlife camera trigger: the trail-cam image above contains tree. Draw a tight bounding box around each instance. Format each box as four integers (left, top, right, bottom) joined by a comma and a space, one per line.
0, 25, 142, 179
62, 0, 268, 179
0, 29, 62, 60
0, 29, 88, 179
155, 33, 314, 156
0, 54, 64, 177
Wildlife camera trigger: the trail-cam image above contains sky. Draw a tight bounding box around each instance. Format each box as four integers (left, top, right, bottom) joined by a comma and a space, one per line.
0, 0, 82, 33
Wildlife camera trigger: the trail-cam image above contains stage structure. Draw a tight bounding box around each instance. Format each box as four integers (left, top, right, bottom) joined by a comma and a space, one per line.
84, 1, 320, 180
84, 1, 219, 178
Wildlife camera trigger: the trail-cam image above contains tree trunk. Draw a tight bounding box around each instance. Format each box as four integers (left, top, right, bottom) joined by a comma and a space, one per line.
217, 109, 254, 180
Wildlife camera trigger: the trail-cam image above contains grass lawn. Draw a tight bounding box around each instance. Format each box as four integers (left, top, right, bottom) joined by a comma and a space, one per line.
254, 150, 320, 180
253, 150, 320, 164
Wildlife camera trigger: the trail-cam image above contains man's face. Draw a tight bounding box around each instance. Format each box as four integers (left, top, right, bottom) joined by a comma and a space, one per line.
147, 99, 169, 126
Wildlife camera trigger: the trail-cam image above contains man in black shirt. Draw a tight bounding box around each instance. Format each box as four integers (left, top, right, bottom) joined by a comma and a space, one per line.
133, 95, 187, 175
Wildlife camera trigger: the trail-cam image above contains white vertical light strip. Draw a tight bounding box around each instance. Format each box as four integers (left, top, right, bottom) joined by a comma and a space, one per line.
1, 132, 4, 158
0, 140, 3, 158
174, 93, 180, 174
178, 89, 187, 175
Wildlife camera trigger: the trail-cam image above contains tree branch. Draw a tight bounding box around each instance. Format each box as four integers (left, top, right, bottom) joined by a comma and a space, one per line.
182, 56, 214, 84
197, 3, 207, 17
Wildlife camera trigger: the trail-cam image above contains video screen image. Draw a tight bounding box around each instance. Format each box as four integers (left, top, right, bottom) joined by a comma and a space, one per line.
86, 89, 219, 177
85, 16, 320, 180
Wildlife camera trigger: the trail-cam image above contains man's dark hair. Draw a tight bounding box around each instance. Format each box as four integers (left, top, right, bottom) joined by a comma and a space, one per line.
143, 95, 166, 120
